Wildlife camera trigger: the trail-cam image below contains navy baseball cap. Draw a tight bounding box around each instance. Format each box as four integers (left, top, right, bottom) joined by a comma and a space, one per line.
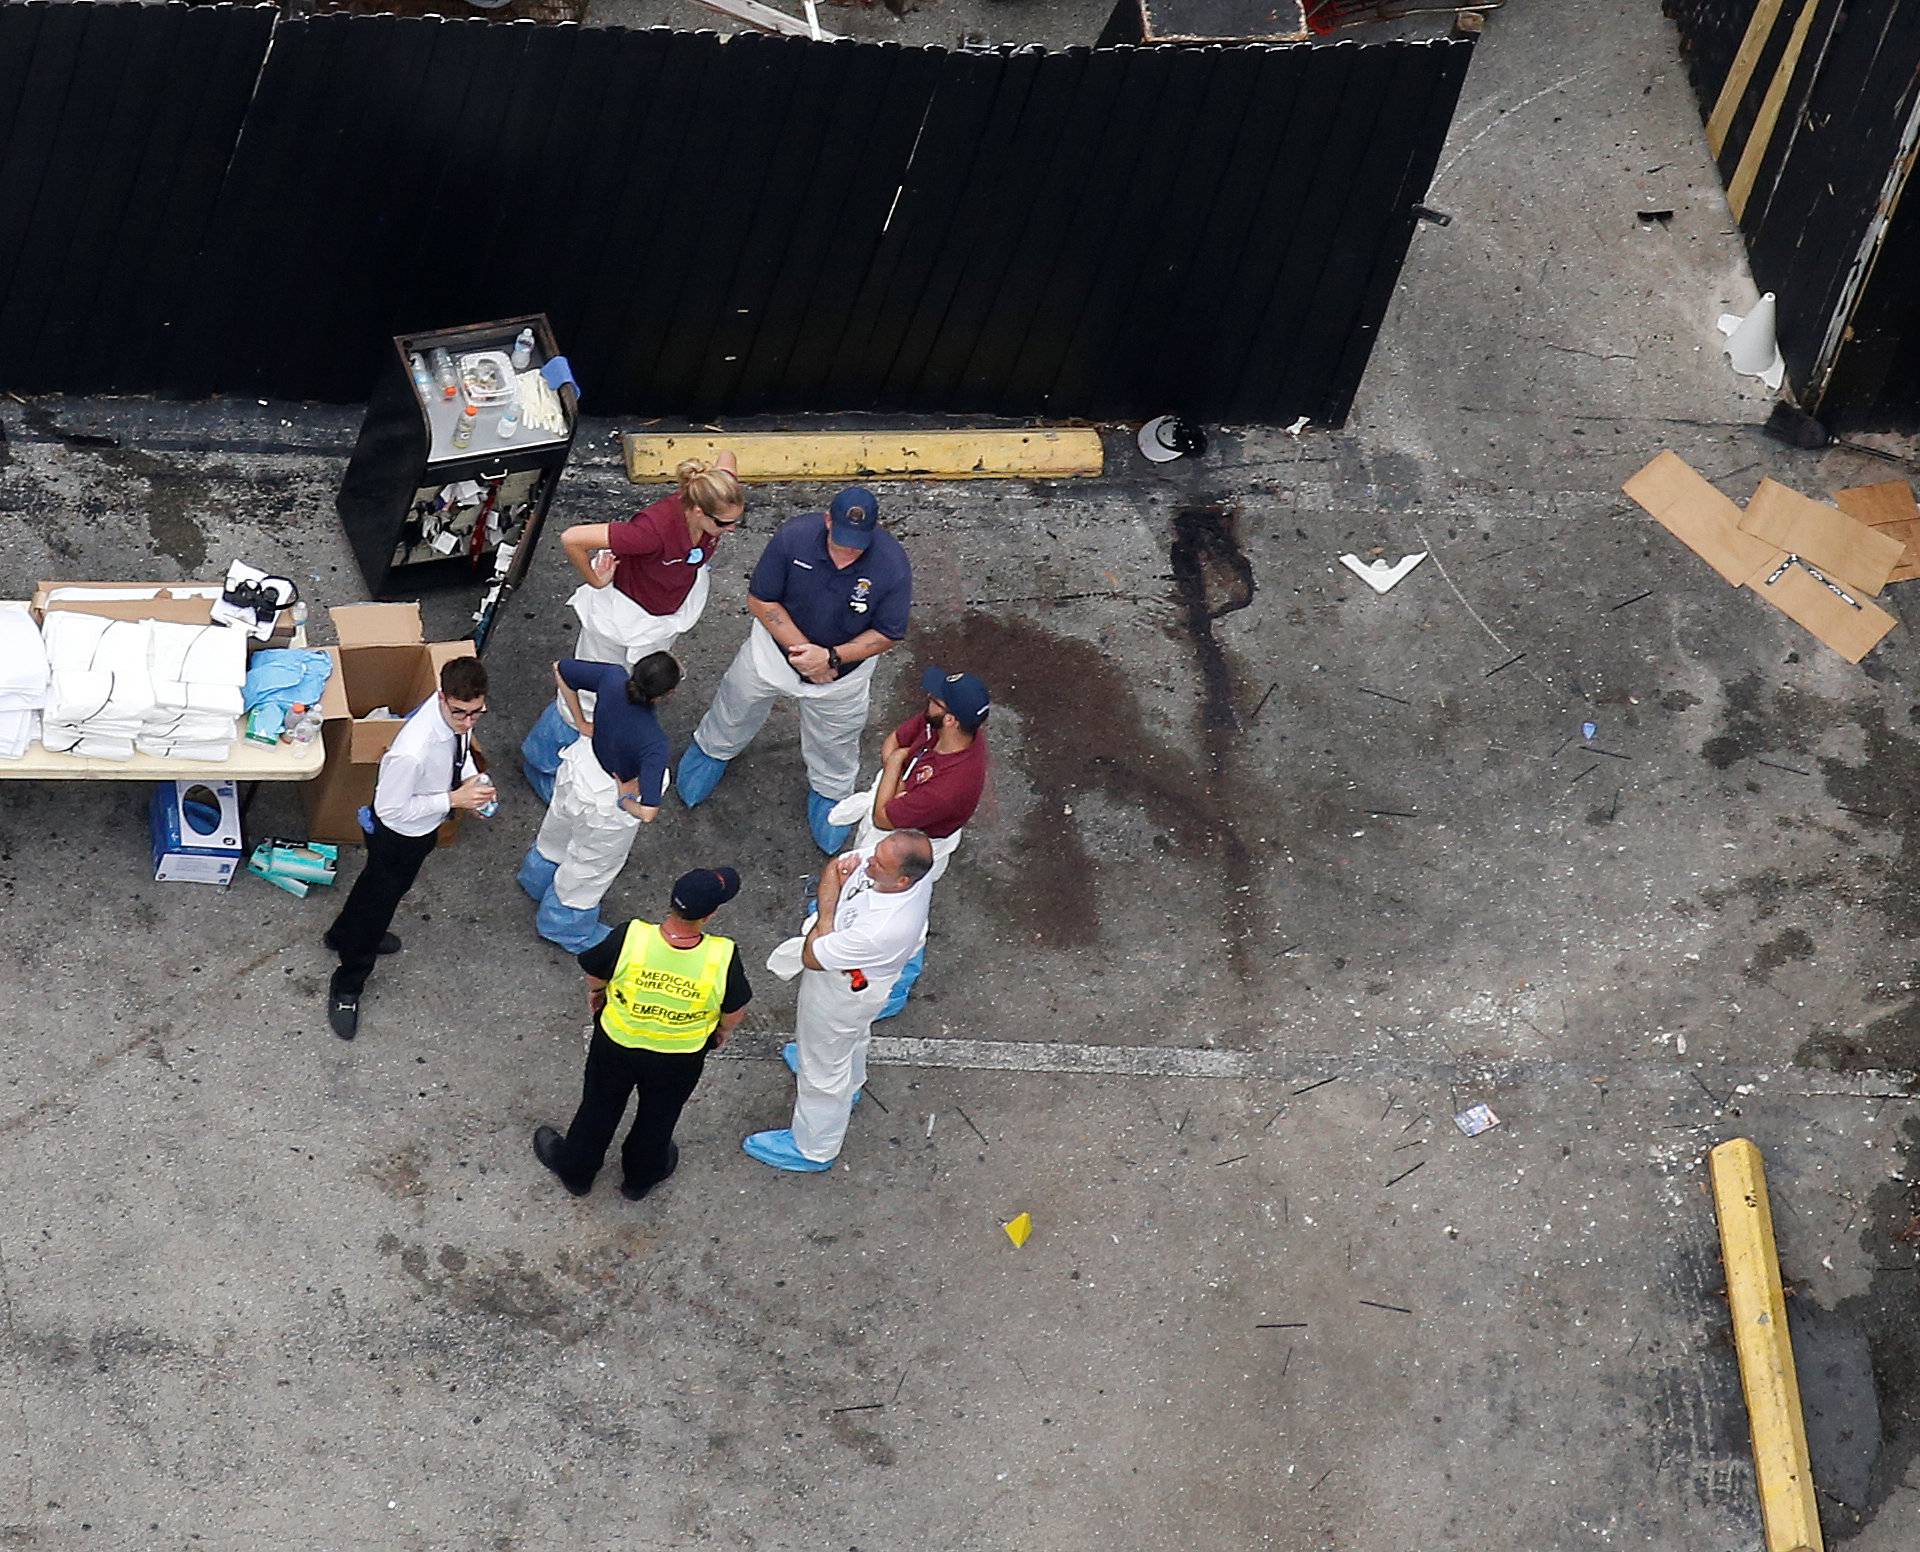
671, 866, 740, 919
828, 487, 880, 551
922, 666, 991, 731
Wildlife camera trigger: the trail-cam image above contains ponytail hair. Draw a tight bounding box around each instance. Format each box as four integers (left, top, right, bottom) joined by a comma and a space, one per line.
676, 457, 744, 521
626, 651, 682, 708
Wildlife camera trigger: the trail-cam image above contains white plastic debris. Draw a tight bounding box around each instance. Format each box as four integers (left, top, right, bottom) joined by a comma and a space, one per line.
1339, 553, 1428, 594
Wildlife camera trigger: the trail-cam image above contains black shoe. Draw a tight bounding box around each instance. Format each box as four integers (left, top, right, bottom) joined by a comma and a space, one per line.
323, 931, 401, 956
533, 1126, 591, 1197
327, 991, 360, 1040
621, 1143, 679, 1202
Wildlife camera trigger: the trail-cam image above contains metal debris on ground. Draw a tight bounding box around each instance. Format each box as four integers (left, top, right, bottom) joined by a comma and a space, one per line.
1454, 1103, 1501, 1137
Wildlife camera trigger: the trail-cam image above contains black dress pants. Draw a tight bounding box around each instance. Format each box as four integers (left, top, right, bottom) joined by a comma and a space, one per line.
556, 1025, 708, 1192
327, 817, 438, 996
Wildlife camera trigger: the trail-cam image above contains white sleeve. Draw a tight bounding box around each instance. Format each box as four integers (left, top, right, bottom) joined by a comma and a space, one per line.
811, 922, 888, 972
374, 751, 451, 830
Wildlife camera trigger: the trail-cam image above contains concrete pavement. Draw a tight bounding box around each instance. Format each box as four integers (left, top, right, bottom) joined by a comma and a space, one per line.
3, 2, 1919, 1548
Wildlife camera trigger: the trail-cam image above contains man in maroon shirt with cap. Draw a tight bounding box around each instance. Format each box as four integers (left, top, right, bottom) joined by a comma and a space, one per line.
868, 666, 989, 1018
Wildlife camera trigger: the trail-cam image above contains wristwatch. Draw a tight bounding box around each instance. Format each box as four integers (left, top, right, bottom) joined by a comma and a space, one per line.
826, 646, 843, 677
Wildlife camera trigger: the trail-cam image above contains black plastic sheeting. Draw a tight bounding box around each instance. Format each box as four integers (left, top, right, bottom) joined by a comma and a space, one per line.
0, 6, 1473, 425
0, 2, 278, 395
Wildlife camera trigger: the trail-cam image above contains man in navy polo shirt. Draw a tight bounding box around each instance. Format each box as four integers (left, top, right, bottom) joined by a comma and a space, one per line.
677, 487, 912, 853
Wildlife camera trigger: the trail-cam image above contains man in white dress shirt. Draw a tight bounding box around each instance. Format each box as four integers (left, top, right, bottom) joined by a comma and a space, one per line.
742, 829, 934, 1171
325, 657, 493, 1040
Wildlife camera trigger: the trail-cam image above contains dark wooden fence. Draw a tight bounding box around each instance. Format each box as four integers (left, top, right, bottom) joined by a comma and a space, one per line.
0, 3, 1474, 425
1667, 0, 1920, 428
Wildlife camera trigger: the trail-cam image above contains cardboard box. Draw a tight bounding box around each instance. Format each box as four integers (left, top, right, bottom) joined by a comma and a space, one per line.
150, 779, 244, 885
302, 603, 476, 846
34, 580, 294, 645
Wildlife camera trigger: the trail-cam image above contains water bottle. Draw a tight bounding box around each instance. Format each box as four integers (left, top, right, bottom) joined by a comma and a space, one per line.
496, 401, 519, 440
452, 404, 476, 450
431, 348, 457, 399
510, 328, 535, 371
288, 704, 323, 745
409, 352, 433, 397
475, 774, 498, 819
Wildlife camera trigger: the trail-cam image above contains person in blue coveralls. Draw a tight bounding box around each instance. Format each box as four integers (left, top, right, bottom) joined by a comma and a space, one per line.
674, 487, 911, 853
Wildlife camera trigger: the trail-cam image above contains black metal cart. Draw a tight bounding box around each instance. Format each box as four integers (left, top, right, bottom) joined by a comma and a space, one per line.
336, 313, 578, 653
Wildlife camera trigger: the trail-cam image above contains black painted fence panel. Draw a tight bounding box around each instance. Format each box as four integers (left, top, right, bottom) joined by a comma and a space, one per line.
0, 5, 1472, 425
1668, 0, 1920, 425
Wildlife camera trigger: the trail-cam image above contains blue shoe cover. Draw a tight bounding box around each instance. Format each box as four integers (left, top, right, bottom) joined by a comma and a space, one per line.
874, 946, 923, 1022
676, 741, 730, 808
535, 891, 612, 954
782, 1041, 860, 1107
519, 702, 575, 804
808, 790, 854, 854
742, 1129, 833, 1172
517, 845, 559, 903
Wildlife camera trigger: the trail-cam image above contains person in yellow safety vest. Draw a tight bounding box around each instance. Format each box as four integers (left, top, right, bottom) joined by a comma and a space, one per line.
532, 866, 751, 1201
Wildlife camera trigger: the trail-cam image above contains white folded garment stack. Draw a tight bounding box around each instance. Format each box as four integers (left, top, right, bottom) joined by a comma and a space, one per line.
38, 729, 136, 761
0, 711, 37, 759
0, 606, 49, 758
35, 612, 250, 760
40, 615, 155, 759
0, 603, 49, 701
144, 620, 246, 753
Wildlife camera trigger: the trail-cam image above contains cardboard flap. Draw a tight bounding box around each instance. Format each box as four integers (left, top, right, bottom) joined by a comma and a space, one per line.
317, 647, 351, 720
331, 602, 424, 648
1736, 478, 1903, 595
1835, 483, 1920, 583
349, 718, 407, 764
1622, 452, 1780, 586
1747, 562, 1898, 663
427, 641, 477, 673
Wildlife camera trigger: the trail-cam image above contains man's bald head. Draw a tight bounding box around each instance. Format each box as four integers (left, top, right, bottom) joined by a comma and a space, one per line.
874, 829, 934, 889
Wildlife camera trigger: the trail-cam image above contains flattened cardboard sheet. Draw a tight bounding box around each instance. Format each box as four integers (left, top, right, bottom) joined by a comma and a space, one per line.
1622, 452, 1780, 586
1832, 480, 1920, 527
1736, 478, 1903, 595
1835, 483, 1920, 583
1747, 562, 1898, 663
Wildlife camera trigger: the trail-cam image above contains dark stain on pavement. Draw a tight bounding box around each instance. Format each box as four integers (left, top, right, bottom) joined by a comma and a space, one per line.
1169, 503, 1256, 753
828, 1411, 897, 1466
20, 402, 210, 570
381, 1236, 616, 1346
1747, 927, 1814, 981
1819, 1116, 1920, 1539
1700, 672, 1825, 771
1799, 698, 1920, 1072
911, 608, 1261, 973
1696, 679, 1920, 1074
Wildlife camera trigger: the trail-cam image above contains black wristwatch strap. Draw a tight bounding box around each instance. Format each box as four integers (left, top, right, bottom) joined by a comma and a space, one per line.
827, 646, 843, 676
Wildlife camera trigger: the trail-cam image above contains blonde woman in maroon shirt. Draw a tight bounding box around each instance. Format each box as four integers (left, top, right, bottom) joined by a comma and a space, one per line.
521, 452, 743, 801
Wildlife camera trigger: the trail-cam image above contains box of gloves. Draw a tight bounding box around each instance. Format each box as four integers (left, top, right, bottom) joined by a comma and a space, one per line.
150, 779, 245, 884
302, 604, 476, 846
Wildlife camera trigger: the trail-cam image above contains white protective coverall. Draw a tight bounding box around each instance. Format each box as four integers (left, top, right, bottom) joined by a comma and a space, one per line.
561, 567, 709, 726
785, 854, 931, 1161
691, 620, 874, 800
532, 740, 673, 911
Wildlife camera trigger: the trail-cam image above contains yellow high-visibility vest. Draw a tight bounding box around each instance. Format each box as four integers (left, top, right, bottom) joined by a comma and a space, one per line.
600, 921, 734, 1053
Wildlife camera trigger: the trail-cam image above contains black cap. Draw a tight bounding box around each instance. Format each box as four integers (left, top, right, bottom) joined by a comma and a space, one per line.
671, 866, 740, 920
